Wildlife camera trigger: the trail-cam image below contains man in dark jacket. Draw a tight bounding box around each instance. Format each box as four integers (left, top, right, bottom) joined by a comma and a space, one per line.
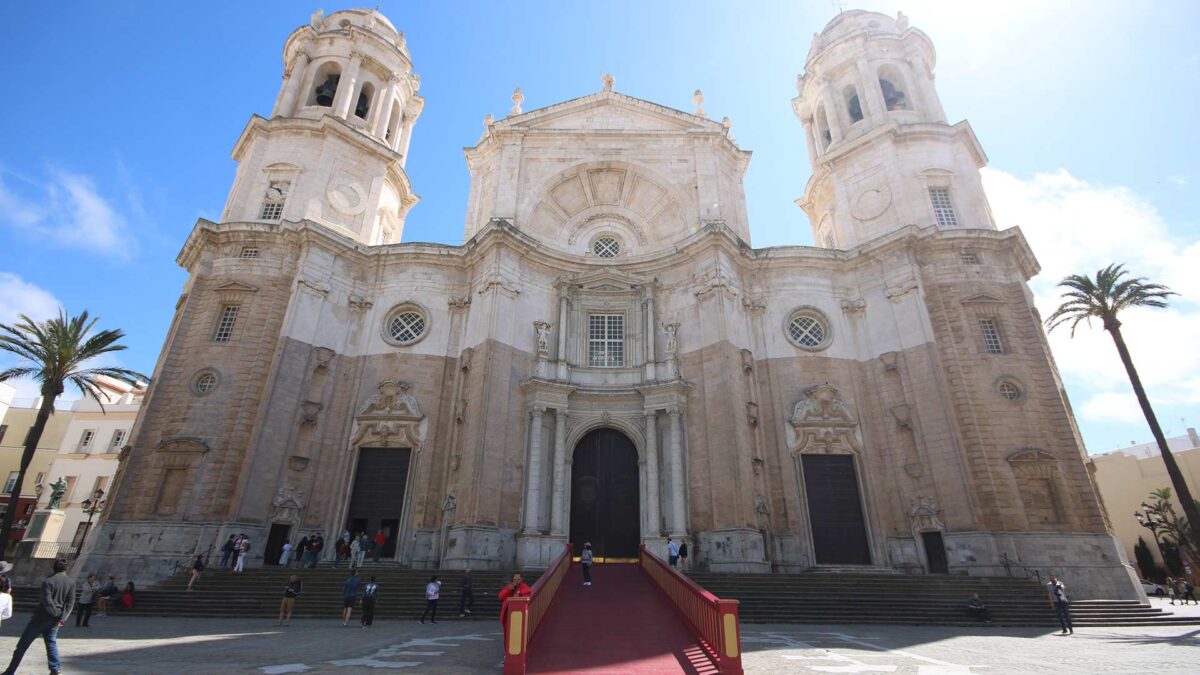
2, 559, 76, 675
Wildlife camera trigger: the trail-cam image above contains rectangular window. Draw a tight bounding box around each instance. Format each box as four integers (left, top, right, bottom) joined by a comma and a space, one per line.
213, 304, 240, 342
960, 252, 980, 265
91, 475, 110, 499
3, 471, 17, 494
64, 476, 78, 503
110, 429, 127, 449
240, 246, 260, 259
979, 318, 1004, 354
259, 201, 284, 220
78, 429, 96, 450
587, 313, 625, 368
34, 472, 45, 486
156, 468, 187, 515
0, 424, 7, 444
929, 188, 960, 228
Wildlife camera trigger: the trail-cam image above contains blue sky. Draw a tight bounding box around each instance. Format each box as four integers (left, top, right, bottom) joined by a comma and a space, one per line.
1, 1, 1198, 454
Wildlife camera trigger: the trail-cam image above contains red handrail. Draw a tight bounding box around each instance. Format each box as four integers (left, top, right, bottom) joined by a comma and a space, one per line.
639, 544, 743, 675
502, 543, 573, 675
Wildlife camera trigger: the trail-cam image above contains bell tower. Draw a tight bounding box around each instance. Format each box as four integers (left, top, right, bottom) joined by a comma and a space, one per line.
794, 11, 995, 249
219, 8, 424, 245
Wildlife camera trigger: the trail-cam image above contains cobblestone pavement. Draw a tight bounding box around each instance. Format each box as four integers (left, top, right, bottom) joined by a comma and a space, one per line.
0, 612, 1195, 673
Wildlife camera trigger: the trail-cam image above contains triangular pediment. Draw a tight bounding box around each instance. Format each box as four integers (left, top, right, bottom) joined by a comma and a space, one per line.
496, 91, 723, 133
962, 293, 1003, 305
557, 268, 654, 291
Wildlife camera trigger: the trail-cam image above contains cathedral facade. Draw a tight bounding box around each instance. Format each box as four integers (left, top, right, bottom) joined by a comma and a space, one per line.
84, 8, 1140, 599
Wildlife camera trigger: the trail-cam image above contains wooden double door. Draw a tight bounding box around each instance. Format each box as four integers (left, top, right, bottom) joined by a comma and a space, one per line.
569, 429, 640, 559
802, 454, 872, 565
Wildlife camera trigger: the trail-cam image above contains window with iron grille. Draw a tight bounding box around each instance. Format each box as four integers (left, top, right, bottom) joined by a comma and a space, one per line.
998, 381, 1021, 401
3, 471, 17, 494
213, 305, 240, 342
960, 252, 980, 265
588, 314, 625, 368
929, 188, 959, 228
593, 237, 620, 258
0, 424, 6, 445
786, 309, 831, 351
980, 318, 1004, 354
259, 201, 284, 220
387, 310, 427, 345
240, 247, 260, 259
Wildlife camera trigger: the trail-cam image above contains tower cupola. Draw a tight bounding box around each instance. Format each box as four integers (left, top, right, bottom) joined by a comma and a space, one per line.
794, 11, 994, 249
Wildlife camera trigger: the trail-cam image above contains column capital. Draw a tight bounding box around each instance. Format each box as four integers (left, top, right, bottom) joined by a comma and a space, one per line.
554, 408, 568, 420
666, 406, 682, 417
529, 404, 548, 415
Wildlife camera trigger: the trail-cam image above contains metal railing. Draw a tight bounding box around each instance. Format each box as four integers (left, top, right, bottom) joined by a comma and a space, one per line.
639, 545, 743, 675
1000, 552, 1043, 584
23, 541, 80, 561
502, 543, 572, 675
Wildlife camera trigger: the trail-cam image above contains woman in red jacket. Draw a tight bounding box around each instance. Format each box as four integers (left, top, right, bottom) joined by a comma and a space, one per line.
497, 573, 532, 622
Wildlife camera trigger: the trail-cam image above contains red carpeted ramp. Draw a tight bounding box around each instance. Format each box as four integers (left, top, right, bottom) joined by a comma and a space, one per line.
527, 563, 718, 674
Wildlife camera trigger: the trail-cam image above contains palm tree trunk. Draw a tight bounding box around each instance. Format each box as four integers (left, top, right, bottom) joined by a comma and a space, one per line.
0, 391, 58, 558
1108, 324, 1200, 553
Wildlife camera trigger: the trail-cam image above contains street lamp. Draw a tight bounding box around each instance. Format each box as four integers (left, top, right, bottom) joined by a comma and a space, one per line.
1134, 508, 1166, 567
75, 489, 106, 559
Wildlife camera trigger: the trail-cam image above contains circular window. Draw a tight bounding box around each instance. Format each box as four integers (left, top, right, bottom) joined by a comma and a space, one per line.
785, 308, 832, 351
192, 370, 219, 395
383, 305, 429, 346
998, 380, 1022, 401
593, 237, 620, 258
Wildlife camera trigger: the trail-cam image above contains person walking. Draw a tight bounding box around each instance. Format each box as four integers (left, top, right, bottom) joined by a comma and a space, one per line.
234, 534, 251, 573
678, 540, 689, 571
1167, 576, 1178, 605
219, 535, 236, 568
361, 576, 379, 628
1173, 577, 1188, 606
296, 536, 309, 569
187, 553, 206, 590
309, 533, 324, 569
1184, 579, 1198, 605
1047, 574, 1073, 635
0, 559, 75, 675
0, 577, 11, 629
279, 541, 293, 567
581, 543, 594, 586
341, 570, 361, 626
76, 574, 100, 627
95, 575, 117, 617
666, 538, 680, 568
277, 574, 302, 626
352, 534, 368, 569
457, 569, 474, 617
373, 530, 387, 563
419, 575, 441, 624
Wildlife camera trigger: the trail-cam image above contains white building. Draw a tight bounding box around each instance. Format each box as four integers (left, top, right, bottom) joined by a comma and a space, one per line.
42, 377, 143, 551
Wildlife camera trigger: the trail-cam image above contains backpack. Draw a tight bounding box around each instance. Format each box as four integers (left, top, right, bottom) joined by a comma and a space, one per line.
679, 543, 689, 557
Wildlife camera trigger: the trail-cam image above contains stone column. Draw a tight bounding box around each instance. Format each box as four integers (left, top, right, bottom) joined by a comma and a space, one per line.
644, 411, 662, 536
274, 52, 310, 118
819, 80, 843, 143
523, 405, 547, 532
856, 58, 886, 122
397, 109, 418, 163
371, 77, 401, 138
644, 293, 656, 381
556, 292, 569, 380
907, 56, 945, 122
667, 406, 688, 535
550, 409, 569, 535
333, 53, 362, 120
802, 116, 818, 159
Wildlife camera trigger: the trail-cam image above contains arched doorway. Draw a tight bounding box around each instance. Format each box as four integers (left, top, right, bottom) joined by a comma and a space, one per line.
569, 428, 640, 559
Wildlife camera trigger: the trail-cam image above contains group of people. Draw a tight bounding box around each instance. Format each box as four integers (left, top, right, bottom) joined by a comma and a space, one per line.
332, 530, 389, 568
1166, 576, 1198, 605
218, 533, 253, 572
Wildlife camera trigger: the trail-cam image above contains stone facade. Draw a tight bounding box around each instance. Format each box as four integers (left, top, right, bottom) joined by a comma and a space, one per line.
79, 9, 1140, 599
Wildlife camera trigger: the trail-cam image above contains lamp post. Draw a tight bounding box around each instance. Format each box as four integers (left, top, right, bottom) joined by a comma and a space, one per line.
75, 489, 105, 559
1134, 508, 1166, 567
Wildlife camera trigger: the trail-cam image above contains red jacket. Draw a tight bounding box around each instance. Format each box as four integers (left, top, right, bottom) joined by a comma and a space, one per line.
375, 533, 386, 546
498, 582, 532, 621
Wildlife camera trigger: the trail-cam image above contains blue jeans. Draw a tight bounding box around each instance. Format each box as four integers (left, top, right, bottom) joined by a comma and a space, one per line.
1054, 601, 1073, 632
4, 611, 61, 674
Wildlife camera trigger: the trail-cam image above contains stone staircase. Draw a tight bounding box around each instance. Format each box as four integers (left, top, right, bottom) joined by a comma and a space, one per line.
16, 565, 540, 621
14, 566, 1196, 627
687, 572, 1200, 627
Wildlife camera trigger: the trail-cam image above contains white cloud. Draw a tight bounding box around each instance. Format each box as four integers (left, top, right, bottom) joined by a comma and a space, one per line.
0, 273, 63, 401
0, 168, 135, 259
982, 168, 1200, 430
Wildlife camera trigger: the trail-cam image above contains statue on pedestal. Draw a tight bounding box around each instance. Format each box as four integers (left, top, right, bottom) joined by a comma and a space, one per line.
47, 477, 67, 509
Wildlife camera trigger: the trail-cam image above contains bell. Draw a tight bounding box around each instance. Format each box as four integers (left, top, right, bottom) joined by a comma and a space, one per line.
315, 75, 339, 107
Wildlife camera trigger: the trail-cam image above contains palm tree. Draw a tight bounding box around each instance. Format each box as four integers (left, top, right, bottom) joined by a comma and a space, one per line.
1045, 263, 1200, 550
0, 310, 147, 558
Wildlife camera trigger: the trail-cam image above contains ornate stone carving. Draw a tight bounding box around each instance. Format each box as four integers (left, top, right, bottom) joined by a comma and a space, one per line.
312, 346, 335, 372
746, 401, 759, 427
214, 282, 258, 304
297, 277, 331, 297
448, 295, 471, 310
287, 455, 309, 472
692, 89, 705, 117
742, 294, 767, 312
533, 321, 552, 357
300, 400, 323, 426
840, 297, 867, 315
510, 87, 524, 115
602, 73, 615, 92
270, 484, 305, 524
908, 495, 944, 531
1008, 449, 1059, 479
477, 272, 521, 298
754, 495, 770, 515
349, 380, 427, 450
661, 321, 679, 357
885, 277, 919, 303
692, 266, 738, 299
460, 347, 474, 372
790, 384, 860, 455
879, 351, 900, 371
740, 349, 754, 373
348, 294, 373, 311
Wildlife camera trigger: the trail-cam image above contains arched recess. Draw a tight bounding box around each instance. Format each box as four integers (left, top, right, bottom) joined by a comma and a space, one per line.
152, 437, 209, 519
788, 384, 876, 566
331, 380, 428, 564
307, 60, 342, 107
569, 427, 641, 559
877, 64, 911, 112
517, 159, 699, 253
1008, 449, 1067, 528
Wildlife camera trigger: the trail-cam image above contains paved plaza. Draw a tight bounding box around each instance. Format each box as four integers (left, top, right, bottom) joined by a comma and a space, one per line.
0, 607, 1195, 674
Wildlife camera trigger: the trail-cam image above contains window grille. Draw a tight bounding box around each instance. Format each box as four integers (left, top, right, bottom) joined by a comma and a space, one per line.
980, 318, 1004, 354
387, 311, 426, 344
0, 424, 6, 444
259, 201, 284, 220
3, 472, 17, 494
929, 188, 959, 228
240, 247, 260, 259
788, 315, 826, 349
588, 314, 625, 367
593, 237, 620, 258
213, 305, 240, 342
194, 373, 218, 393
999, 381, 1021, 401
960, 252, 980, 265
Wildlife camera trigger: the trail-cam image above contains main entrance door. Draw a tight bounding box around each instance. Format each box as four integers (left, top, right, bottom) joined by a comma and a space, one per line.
346, 447, 411, 558
569, 428, 640, 559
802, 454, 871, 565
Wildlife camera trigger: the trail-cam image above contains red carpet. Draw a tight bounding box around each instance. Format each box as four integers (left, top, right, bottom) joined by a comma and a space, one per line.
527, 563, 718, 675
